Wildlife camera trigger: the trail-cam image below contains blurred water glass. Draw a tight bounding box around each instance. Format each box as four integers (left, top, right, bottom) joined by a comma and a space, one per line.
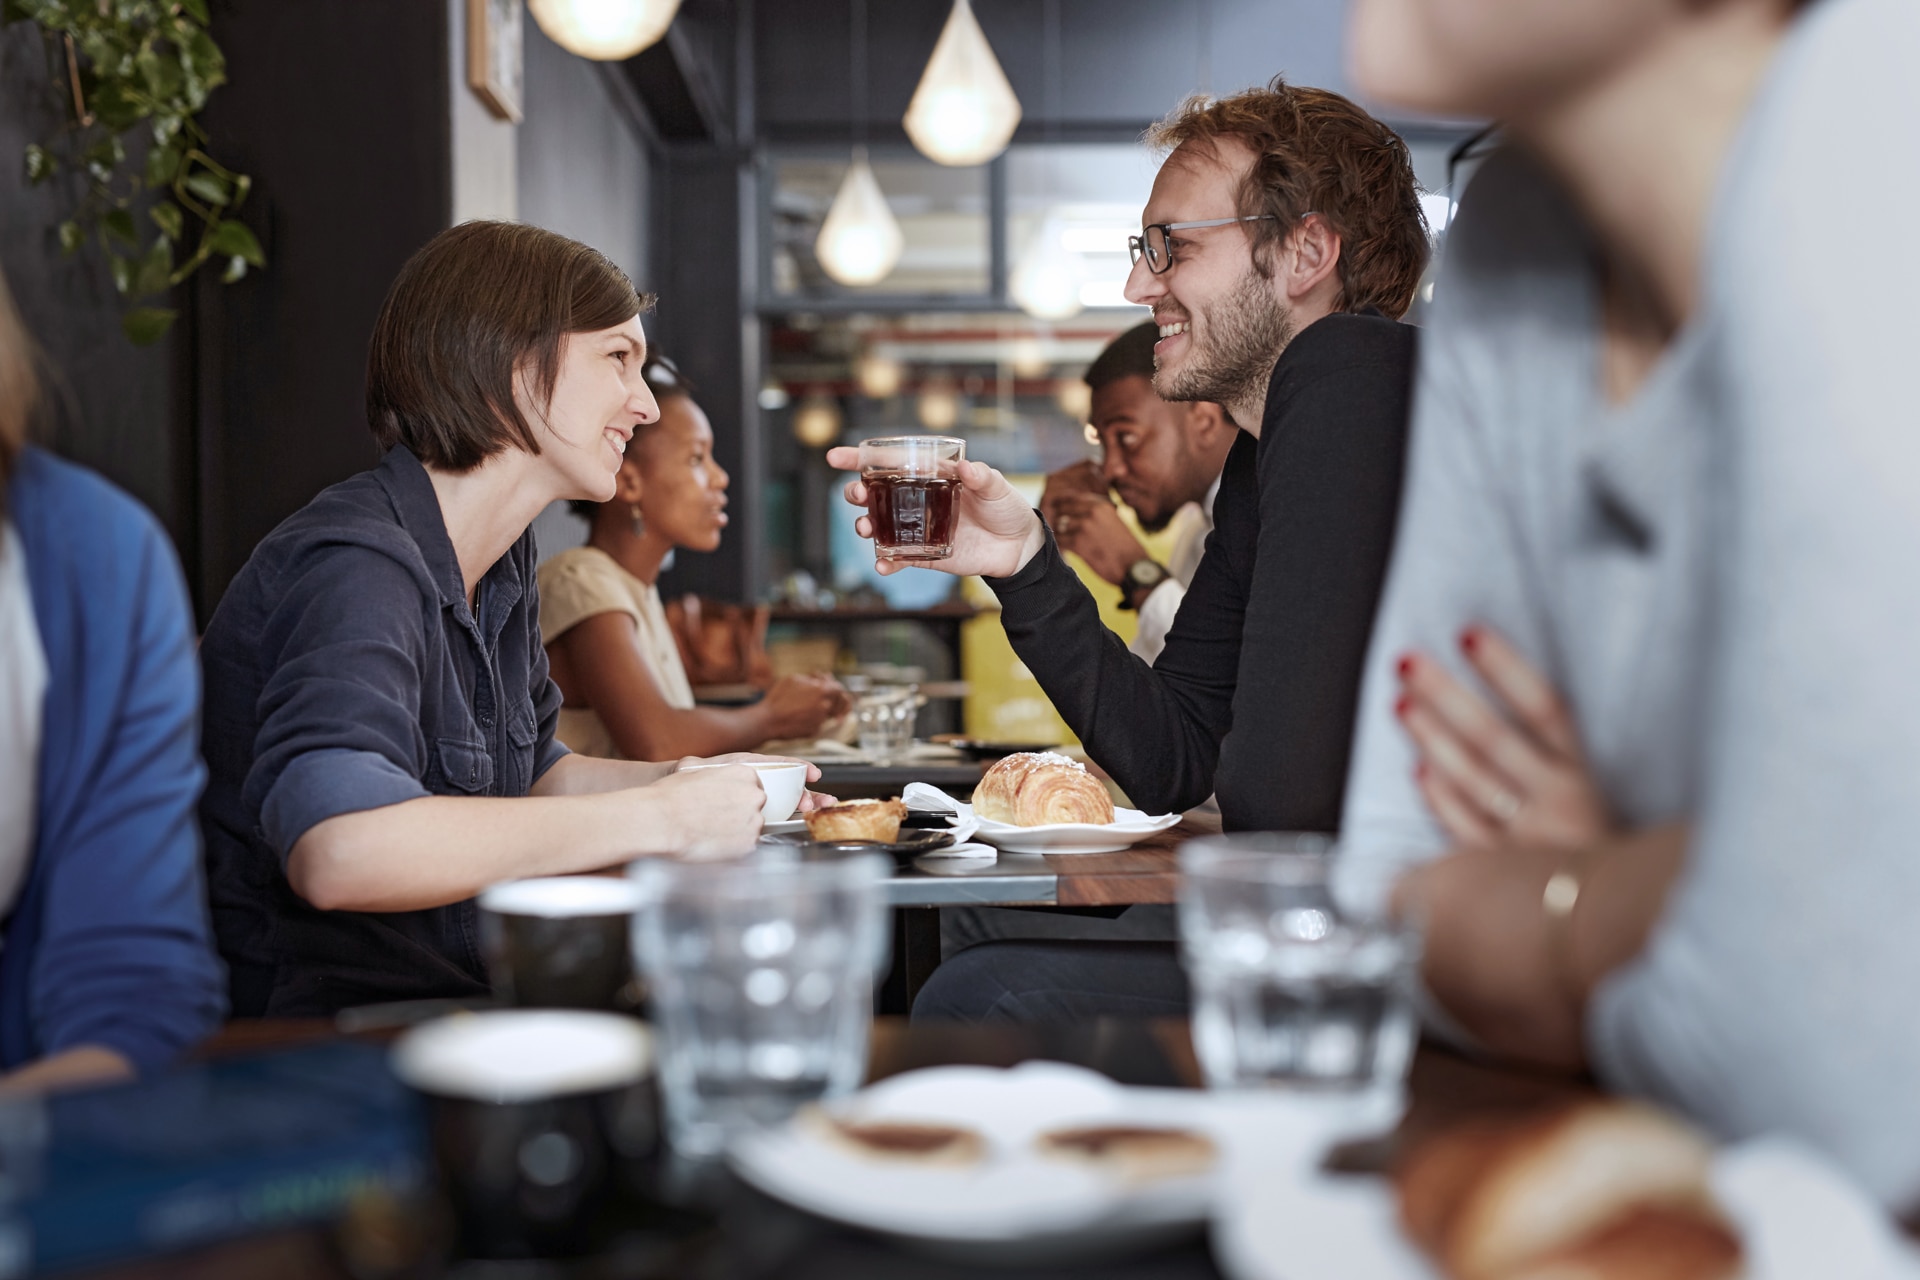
1179, 834, 1420, 1117
853, 685, 919, 763
631, 853, 890, 1158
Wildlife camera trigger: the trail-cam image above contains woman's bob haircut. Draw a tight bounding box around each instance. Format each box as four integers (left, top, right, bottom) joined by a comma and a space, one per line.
366, 221, 654, 472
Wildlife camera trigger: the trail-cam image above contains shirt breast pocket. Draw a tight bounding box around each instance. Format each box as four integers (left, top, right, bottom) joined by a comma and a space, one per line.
435, 737, 495, 795
506, 703, 538, 795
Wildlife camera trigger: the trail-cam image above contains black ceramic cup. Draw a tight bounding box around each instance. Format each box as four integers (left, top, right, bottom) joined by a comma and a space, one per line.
479, 877, 649, 1012
390, 1010, 658, 1260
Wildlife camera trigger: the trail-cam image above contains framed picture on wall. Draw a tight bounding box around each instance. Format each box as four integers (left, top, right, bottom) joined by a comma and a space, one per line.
468, 0, 524, 122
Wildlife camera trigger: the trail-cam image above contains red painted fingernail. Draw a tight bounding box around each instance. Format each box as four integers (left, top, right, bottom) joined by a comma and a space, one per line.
1396, 655, 1414, 680
1394, 694, 1410, 719
1460, 628, 1479, 655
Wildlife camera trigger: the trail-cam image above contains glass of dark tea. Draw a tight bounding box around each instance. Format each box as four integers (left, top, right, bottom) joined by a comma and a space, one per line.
858, 436, 965, 561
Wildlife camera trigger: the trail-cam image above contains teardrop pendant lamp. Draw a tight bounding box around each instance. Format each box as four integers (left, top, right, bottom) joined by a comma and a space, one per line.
815, 147, 904, 286
815, 0, 902, 287
527, 0, 681, 60
903, 0, 1022, 167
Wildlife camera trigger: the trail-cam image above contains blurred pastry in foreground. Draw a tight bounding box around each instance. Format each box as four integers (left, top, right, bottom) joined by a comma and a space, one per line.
804, 1109, 984, 1166
1037, 1124, 1216, 1183
805, 797, 907, 843
1396, 1100, 1741, 1280
973, 752, 1116, 827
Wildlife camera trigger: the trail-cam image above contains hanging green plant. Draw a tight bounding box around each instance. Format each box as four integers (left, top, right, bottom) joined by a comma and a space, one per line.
5, 0, 263, 345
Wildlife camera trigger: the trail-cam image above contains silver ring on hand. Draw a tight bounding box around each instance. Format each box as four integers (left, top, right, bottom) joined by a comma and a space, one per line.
1488, 788, 1523, 824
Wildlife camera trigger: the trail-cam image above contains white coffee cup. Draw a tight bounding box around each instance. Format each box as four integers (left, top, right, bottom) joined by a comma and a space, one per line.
681, 759, 809, 822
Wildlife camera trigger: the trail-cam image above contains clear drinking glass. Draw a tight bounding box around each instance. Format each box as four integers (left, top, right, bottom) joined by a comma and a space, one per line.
858, 436, 965, 560
852, 685, 919, 763
630, 853, 890, 1158
1179, 834, 1421, 1113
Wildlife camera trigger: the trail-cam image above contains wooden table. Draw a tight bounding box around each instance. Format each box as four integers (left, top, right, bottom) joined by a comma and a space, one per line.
887, 824, 1197, 908
90, 1018, 1595, 1280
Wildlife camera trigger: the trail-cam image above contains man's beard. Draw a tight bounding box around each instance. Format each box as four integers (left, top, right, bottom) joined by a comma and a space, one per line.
1134, 507, 1176, 535
1152, 268, 1295, 412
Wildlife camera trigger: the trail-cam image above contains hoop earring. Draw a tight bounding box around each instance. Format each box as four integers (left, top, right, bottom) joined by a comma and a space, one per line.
628, 503, 646, 538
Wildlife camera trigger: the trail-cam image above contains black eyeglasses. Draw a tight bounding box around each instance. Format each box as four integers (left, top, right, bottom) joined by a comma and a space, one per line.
1127, 215, 1277, 274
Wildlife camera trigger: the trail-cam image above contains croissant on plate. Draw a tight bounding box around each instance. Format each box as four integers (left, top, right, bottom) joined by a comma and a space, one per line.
972, 752, 1115, 827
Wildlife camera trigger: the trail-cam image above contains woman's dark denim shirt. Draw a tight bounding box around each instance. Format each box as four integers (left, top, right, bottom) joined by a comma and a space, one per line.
199, 444, 569, 1016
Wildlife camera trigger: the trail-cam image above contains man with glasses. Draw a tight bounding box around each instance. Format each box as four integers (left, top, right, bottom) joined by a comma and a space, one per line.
1040, 320, 1234, 663
830, 77, 1429, 1019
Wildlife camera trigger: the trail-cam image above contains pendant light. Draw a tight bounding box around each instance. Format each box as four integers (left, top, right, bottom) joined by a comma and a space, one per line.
1011, 1, 1076, 318
855, 350, 905, 399
792, 392, 844, 448
917, 378, 961, 432
815, 0, 903, 287
1055, 378, 1092, 424
815, 150, 903, 286
903, 0, 1021, 167
1011, 216, 1083, 320
527, 0, 681, 61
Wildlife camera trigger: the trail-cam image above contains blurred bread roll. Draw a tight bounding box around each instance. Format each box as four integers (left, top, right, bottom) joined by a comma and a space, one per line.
1036, 1124, 1217, 1183
1396, 1101, 1741, 1280
973, 752, 1115, 827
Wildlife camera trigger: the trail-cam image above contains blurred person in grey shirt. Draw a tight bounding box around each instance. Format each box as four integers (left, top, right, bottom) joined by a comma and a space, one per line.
1345, 0, 1920, 1210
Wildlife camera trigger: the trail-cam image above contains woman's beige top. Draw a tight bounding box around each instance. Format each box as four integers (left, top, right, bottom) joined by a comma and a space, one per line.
537, 546, 694, 759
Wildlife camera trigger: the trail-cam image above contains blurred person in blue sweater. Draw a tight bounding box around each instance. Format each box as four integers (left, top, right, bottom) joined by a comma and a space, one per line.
0, 267, 226, 1092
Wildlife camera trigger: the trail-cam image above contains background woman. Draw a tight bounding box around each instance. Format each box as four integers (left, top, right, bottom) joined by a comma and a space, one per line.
199, 223, 812, 1018
1346, 0, 1920, 1208
540, 353, 847, 760
0, 267, 225, 1091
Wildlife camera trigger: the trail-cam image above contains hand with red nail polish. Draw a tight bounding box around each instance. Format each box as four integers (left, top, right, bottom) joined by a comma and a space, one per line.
1394, 624, 1610, 850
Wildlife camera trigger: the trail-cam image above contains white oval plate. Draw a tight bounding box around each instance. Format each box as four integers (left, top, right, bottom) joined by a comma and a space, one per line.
729, 1062, 1216, 1264
1211, 1130, 1920, 1280
970, 807, 1181, 855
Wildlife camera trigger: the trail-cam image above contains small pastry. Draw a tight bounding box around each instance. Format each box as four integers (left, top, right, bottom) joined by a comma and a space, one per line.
803, 1108, 984, 1166
804, 797, 908, 843
972, 751, 1116, 827
1035, 1124, 1217, 1182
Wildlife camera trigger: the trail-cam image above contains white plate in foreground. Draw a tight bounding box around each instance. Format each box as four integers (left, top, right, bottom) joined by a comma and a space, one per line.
729, 1062, 1216, 1266
971, 806, 1181, 855
1212, 1130, 1920, 1280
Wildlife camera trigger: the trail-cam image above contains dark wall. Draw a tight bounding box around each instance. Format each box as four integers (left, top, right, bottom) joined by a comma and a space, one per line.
518, 20, 652, 288
190, 0, 451, 617
651, 146, 761, 602
0, 23, 190, 546
755, 0, 1360, 142
0, 3, 453, 620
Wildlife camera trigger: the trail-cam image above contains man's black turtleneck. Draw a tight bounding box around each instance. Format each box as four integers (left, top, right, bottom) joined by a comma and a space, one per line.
987, 310, 1417, 832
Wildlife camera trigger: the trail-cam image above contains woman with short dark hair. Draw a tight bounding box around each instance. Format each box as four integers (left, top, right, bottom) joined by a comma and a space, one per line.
199, 222, 809, 1017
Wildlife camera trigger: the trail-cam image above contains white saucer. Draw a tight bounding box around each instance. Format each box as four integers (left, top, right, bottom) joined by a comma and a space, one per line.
730, 1063, 1215, 1266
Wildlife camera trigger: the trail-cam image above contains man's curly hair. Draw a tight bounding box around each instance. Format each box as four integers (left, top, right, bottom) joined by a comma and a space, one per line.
1147, 75, 1430, 319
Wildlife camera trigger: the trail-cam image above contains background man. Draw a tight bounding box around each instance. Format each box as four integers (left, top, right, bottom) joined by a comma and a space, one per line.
1040, 321, 1235, 663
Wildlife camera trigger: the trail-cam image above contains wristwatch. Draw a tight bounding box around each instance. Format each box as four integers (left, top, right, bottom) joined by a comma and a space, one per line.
1120, 558, 1170, 611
